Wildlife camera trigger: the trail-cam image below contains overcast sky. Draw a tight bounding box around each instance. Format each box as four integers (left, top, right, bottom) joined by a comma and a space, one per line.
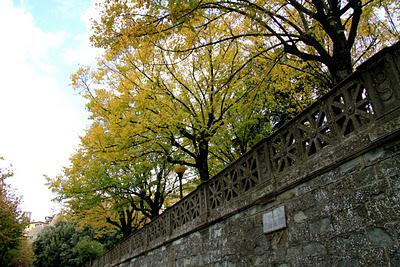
0, 0, 100, 221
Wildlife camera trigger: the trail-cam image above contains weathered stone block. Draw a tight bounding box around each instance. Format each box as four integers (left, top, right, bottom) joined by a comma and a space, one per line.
388, 246, 400, 267
339, 156, 364, 174
309, 217, 333, 239
366, 195, 400, 223
363, 146, 386, 165
367, 227, 394, 247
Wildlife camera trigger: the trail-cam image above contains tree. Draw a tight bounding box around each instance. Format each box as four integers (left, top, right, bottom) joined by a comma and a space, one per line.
72, 28, 283, 181
32, 221, 104, 267
6, 238, 34, 267
211, 49, 321, 163
91, 0, 399, 85
49, 146, 176, 237
0, 159, 29, 266
73, 239, 104, 264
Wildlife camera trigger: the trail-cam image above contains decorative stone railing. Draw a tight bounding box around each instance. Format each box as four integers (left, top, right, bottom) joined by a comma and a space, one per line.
90, 42, 400, 267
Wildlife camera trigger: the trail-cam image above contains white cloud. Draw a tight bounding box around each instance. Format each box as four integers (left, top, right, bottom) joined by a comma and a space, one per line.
0, 0, 88, 220
63, 0, 103, 66
0, 1, 66, 69
63, 33, 102, 66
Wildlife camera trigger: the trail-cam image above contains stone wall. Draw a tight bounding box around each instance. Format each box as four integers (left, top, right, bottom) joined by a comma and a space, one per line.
91, 42, 400, 267
126, 140, 400, 266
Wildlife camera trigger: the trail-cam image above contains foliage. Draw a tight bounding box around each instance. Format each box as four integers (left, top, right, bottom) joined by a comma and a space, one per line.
71, 33, 285, 181
91, 0, 400, 85
5, 238, 34, 267
73, 239, 104, 264
95, 230, 123, 251
32, 221, 104, 267
53, 0, 398, 242
0, 159, 30, 266
49, 149, 176, 236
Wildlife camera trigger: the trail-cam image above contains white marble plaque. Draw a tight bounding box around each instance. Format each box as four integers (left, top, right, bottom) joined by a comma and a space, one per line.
262, 206, 286, 233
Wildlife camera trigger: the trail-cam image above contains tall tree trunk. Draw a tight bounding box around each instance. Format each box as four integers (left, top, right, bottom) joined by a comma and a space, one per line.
327, 38, 353, 84
196, 141, 210, 182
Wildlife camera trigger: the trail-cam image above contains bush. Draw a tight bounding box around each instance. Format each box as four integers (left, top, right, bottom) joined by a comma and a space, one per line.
33, 221, 104, 267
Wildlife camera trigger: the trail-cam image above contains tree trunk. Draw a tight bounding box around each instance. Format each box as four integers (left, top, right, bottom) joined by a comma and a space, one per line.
149, 193, 161, 219
327, 39, 353, 84
196, 141, 210, 182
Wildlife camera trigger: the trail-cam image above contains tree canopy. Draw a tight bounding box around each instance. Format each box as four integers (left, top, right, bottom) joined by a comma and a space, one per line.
69, 25, 309, 182
32, 221, 104, 267
49, 148, 176, 237
91, 0, 399, 85
0, 159, 31, 267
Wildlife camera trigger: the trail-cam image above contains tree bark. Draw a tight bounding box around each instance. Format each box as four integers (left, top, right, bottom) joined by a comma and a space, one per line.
196, 141, 210, 182
327, 39, 353, 84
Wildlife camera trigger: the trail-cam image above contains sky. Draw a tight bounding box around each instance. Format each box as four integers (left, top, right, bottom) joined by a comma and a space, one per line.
0, 0, 101, 221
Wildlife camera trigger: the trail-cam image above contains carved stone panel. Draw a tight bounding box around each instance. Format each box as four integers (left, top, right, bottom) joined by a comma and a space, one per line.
329, 81, 375, 136
361, 54, 400, 115
297, 105, 334, 157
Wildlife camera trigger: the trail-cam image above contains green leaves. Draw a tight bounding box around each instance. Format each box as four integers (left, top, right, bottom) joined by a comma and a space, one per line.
0, 160, 30, 266
32, 222, 104, 267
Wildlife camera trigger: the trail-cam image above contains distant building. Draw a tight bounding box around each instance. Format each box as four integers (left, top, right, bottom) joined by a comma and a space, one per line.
24, 214, 55, 241
45, 215, 54, 223
25, 221, 48, 240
